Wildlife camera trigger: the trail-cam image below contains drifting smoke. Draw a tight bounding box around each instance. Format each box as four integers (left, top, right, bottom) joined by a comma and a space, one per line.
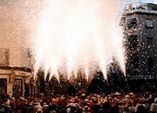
34, 0, 126, 81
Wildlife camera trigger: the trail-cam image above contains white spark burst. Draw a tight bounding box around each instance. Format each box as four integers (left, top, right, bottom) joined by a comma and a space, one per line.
33, 0, 126, 81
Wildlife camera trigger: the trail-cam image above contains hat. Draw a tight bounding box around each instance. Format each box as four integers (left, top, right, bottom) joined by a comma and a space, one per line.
125, 95, 130, 98
113, 92, 121, 96
82, 93, 86, 97
84, 99, 89, 102
154, 98, 157, 103
129, 92, 134, 96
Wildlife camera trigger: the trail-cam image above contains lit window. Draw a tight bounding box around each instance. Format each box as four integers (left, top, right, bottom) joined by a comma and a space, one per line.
145, 19, 153, 28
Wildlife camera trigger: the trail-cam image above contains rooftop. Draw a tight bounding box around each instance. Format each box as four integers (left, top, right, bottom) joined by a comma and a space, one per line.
125, 3, 157, 15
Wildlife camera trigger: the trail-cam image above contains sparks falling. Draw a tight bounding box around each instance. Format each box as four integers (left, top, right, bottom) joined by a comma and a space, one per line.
34, 0, 126, 81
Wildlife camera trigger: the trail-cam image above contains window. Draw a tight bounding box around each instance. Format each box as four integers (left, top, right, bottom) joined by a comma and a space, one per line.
13, 79, 23, 97
27, 48, 32, 59
148, 58, 154, 72
146, 37, 153, 47
130, 56, 139, 69
0, 48, 9, 66
127, 56, 140, 75
127, 18, 137, 29
151, 5, 157, 11
128, 35, 139, 50
133, 57, 139, 68
145, 19, 153, 28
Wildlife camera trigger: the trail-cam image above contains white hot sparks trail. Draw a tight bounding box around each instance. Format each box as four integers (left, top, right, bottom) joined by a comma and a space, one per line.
33, 0, 126, 81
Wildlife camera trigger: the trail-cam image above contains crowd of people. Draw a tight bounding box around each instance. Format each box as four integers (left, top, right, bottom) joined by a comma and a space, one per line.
1, 91, 157, 113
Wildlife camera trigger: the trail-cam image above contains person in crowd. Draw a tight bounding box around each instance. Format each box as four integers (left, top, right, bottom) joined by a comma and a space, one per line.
150, 98, 157, 113
1, 91, 157, 113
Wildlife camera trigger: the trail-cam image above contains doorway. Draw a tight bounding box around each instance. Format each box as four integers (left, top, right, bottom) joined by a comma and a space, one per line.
0, 79, 7, 98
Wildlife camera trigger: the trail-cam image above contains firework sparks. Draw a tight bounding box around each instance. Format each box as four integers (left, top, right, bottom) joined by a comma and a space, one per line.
33, 0, 126, 81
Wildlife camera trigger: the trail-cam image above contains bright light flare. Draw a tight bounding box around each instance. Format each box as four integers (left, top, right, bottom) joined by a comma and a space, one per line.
33, 0, 126, 82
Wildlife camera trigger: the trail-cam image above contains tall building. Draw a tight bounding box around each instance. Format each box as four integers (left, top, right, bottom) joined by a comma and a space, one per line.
121, 3, 157, 91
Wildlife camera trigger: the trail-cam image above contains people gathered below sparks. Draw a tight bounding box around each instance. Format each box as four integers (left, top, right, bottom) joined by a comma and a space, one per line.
0, 91, 157, 113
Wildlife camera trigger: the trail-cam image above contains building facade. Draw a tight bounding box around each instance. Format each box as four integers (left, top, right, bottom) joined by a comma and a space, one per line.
0, 21, 34, 97
0, 48, 33, 97
121, 3, 157, 90
0, 1, 38, 97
